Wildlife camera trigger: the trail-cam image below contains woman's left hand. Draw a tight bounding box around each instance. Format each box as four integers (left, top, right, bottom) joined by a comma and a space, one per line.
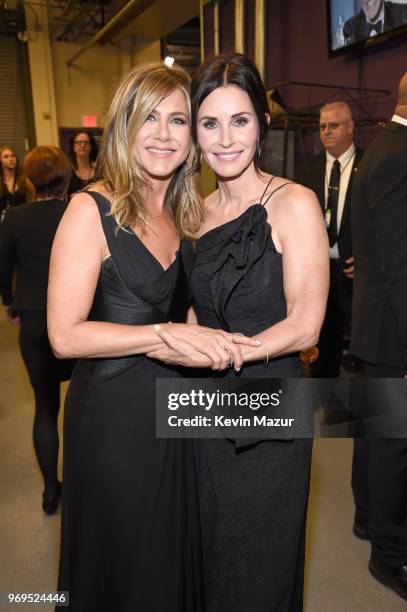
147, 324, 260, 371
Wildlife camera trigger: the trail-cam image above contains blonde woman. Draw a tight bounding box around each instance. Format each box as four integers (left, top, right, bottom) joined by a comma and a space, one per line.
48, 63, 256, 611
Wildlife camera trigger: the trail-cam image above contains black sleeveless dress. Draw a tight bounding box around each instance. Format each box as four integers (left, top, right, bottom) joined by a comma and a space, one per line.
57, 192, 203, 612
190, 187, 312, 612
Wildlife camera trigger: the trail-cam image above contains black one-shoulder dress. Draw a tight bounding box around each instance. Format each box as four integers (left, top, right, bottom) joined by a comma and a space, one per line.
190, 189, 312, 612
57, 192, 203, 612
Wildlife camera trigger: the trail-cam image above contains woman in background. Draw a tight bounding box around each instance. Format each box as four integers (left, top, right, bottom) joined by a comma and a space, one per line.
67, 129, 98, 196
0, 147, 27, 220
0, 146, 75, 515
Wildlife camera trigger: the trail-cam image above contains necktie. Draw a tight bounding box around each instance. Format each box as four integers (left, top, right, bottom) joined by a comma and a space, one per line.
327, 159, 340, 247
368, 21, 382, 36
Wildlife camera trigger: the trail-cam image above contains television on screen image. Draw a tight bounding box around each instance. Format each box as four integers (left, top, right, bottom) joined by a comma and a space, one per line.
327, 0, 407, 54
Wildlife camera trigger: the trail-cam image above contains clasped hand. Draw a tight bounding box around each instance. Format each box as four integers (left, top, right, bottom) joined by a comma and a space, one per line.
147, 323, 261, 372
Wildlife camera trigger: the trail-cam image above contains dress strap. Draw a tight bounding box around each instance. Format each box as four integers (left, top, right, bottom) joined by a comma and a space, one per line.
259, 176, 275, 205
86, 190, 111, 216
85, 190, 121, 259
260, 181, 294, 207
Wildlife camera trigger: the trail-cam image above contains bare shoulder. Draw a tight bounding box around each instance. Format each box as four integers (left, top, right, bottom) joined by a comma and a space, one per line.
56, 186, 108, 256
65, 182, 110, 220
266, 180, 321, 222
265, 181, 325, 252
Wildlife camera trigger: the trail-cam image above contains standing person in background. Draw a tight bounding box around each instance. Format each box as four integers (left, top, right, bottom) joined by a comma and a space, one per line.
297, 101, 363, 380
0, 147, 28, 220
67, 130, 98, 197
0, 146, 75, 515
350, 72, 407, 601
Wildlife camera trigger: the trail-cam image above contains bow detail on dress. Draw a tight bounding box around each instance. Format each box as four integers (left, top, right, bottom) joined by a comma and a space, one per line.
195, 204, 271, 329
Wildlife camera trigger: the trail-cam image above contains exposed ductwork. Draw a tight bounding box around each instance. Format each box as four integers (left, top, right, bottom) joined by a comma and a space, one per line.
66, 0, 154, 67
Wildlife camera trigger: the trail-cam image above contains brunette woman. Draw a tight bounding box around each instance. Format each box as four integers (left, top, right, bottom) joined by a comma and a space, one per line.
154, 53, 329, 612
67, 130, 98, 196
0, 147, 27, 219
0, 146, 75, 515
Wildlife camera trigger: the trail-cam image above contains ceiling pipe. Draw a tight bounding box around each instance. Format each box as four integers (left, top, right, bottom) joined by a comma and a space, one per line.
66, 0, 154, 67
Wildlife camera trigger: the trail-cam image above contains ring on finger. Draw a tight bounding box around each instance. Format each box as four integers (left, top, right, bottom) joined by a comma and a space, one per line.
225, 351, 233, 368
231, 332, 243, 343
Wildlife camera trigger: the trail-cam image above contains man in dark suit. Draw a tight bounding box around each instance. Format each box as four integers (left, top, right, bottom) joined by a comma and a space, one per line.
298, 101, 363, 378
350, 73, 407, 601
344, 0, 407, 45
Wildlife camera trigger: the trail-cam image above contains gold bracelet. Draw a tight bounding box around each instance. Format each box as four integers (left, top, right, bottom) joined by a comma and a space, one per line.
255, 334, 269, 368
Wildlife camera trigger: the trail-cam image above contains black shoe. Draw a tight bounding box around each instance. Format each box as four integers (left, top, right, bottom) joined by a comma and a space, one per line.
42, 482, 62, 515
369, 557, 407, 601
353, 516, 369, 540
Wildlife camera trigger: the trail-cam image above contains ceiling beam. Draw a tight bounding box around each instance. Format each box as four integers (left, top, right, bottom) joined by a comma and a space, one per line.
66, 0, 154, 67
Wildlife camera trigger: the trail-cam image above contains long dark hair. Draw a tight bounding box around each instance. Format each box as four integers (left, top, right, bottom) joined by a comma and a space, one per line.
0, 146, 25, 193
191, 53, 269, 171
68, 130, 99, 169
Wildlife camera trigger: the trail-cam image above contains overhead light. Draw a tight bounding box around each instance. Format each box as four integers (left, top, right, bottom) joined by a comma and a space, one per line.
164, 56, 175, 67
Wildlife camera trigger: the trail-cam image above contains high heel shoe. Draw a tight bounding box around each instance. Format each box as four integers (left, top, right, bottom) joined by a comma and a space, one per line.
42, 482, 62, 515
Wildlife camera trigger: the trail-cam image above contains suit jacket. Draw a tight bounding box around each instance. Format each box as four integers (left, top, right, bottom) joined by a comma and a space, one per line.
343, 2, 407, 45
351, 121, 407, 368
297, 147, 364, 262
0, 198, 67, 311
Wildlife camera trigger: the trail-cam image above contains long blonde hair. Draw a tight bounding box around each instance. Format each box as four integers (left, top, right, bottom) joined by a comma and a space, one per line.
97, 62, 203, 239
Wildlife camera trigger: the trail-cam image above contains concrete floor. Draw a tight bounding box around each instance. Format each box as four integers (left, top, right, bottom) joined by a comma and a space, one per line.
0, 308, 405, 612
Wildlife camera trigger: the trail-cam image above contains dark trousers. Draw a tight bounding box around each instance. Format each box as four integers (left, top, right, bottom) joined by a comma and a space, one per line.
19, 311, 75, 495
311, 259, 352, 378
352, 362, 407, 566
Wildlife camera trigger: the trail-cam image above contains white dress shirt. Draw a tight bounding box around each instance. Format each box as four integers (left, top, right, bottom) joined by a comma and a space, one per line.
325, 143, 356, 259
366, 4, 385, 36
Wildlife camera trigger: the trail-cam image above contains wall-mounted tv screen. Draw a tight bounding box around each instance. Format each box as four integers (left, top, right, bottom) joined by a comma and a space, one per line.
328, 0, 407, 53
